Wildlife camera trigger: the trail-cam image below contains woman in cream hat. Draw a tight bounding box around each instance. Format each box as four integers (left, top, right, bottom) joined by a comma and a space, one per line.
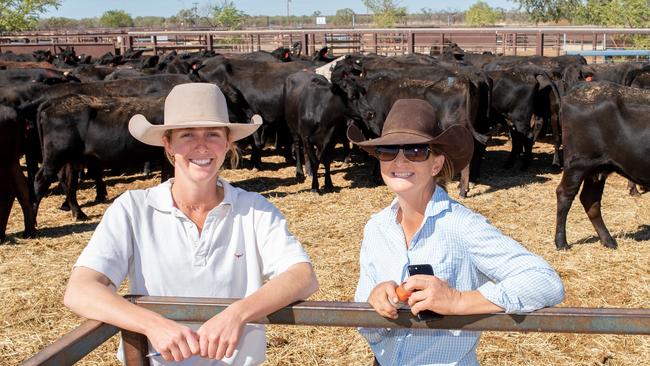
64, 83, 319, 365
350, 99, 564, 366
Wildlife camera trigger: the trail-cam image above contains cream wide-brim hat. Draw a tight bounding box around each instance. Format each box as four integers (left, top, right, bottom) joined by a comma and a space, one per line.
128, 82, 262, 147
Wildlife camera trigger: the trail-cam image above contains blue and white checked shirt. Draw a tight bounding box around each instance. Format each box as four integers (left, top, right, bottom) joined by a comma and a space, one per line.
354, 186, 564, 366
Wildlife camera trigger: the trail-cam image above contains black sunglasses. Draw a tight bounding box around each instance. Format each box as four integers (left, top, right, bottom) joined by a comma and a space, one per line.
374, 145, 431, 162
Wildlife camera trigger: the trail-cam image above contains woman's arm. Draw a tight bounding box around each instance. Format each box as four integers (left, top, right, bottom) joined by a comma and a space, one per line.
196, 262, 318, 359
64, 266, 200, 362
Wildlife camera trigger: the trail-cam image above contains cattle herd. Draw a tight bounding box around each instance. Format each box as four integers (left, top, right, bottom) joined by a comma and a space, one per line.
0, 42, 648, 251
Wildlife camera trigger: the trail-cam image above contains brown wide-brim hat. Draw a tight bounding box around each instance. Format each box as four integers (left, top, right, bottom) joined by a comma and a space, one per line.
347, 98, 474, 174
129, 82, 262, 147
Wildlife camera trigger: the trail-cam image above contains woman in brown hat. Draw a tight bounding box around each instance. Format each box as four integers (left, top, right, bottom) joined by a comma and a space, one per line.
63, 83, 319, 365
351, 99, 564, 366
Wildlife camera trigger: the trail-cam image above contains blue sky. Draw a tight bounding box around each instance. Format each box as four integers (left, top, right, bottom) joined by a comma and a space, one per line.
44, 1, 517, 18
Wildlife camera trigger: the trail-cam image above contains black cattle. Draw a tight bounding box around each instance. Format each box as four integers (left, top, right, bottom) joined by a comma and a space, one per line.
53, 46, 78, 67
68, 65, 117, 82
331, 55, 492, 196
555, 82, 650, 250
284, 71, 355, 192
197, 56, 313, 168
0, 106, 36, 241
0, 68, 79, 86
33, 95, 166, 221
486, 67, 561, 169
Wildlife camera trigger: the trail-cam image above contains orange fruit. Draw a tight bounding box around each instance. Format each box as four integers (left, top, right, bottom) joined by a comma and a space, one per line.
395, 285, 412, 302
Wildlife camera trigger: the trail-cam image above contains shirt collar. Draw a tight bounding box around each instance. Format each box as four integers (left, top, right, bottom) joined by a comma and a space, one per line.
388, 185, 452, 221
145, 177, 237, 213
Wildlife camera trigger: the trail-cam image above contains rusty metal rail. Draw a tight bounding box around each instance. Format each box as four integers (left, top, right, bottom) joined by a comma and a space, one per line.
21, 320, 118, 366
21, 297, 650, 365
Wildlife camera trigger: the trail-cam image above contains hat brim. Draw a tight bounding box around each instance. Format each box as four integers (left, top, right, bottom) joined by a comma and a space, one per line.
347, 123, 474, 174
129, 114, 263, 146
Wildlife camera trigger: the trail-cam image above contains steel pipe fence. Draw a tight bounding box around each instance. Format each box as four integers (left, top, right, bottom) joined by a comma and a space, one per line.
21, 296, 650, 366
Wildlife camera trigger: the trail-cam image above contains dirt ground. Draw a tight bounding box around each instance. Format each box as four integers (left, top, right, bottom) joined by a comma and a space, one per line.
1, 136, 649, 365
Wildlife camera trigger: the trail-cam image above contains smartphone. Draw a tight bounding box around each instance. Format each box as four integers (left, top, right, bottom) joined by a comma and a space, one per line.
407, 264, 442, 321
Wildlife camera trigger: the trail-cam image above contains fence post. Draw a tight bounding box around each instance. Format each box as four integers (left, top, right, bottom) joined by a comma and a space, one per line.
302, 33, 309, 56
536, 32, 544, 56
207, 34, 213, 51
122, 330, 149, 366
373, 33, 378, 54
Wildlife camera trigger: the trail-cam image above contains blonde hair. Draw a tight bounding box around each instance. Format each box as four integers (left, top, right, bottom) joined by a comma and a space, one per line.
430, 147, 455, 190
163, 128, 240, 169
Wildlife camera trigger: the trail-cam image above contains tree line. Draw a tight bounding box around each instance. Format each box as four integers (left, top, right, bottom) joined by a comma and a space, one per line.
2, 0, 650, 32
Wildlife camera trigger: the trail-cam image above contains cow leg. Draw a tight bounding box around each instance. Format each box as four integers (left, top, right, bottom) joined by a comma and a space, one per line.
580, 174, 617, 249
87, 162, 107, 203
143, 161, 151, 177
505, 128, 522, 169
250, 132, 263, 170
10, 161, 36, 238
555, 168, 585, 250
59, 164, 88, 221
0, 188, 14, 242
628, 180, 641, 197
342, 141, 352, 166
550, 111, 562, 168
321, 145, 335, 192
305, 142, 320, 193
520, 135, 534, 171
33, 165, 58, 223
458, 165, 470, 198
469, 140, 487, 184
293, 139, 305, 183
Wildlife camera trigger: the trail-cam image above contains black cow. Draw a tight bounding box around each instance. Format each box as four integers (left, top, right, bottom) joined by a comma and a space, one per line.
0, 68, 79, 86
33, 95, 166, 221
197, 56, 313, 168
555, 82, 650, 249
486, 67, 561, 169
0, 106, 35, 241
284, 71, 355, 192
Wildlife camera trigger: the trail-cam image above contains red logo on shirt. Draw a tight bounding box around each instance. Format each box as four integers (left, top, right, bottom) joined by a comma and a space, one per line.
234, 253, 243, 259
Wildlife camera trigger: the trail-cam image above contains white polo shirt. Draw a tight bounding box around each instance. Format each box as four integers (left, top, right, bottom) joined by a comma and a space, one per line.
75, 178, 312, 366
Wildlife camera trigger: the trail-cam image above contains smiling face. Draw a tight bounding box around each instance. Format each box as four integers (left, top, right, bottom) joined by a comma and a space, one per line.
379, 146, 445, 200
163, 127, 230, 184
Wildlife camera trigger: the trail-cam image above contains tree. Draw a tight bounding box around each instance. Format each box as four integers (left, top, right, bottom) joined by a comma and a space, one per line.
466, 1, 502, 26
134, 16, 166, 29
0, 0, 60, 31
362, 0, 407, 27
99, 9, 133, 28
38, 17, 78, 30
332, 8, 354, 26
170, 9, 198, 27
574, 0, 650, 27
212, 1, 246, 29
509, 0, 581, 23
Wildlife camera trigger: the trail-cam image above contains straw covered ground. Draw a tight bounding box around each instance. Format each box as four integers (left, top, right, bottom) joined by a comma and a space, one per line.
1, 136, 649, 365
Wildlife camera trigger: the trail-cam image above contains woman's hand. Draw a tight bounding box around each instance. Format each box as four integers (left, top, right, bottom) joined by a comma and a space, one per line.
196, 306, 246, 359
145, 317, 199, 362
403, 274, 462, 315
367, 281, 400, 319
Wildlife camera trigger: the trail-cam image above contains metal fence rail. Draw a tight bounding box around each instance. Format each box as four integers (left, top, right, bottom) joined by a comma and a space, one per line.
20, 296, 650, 366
